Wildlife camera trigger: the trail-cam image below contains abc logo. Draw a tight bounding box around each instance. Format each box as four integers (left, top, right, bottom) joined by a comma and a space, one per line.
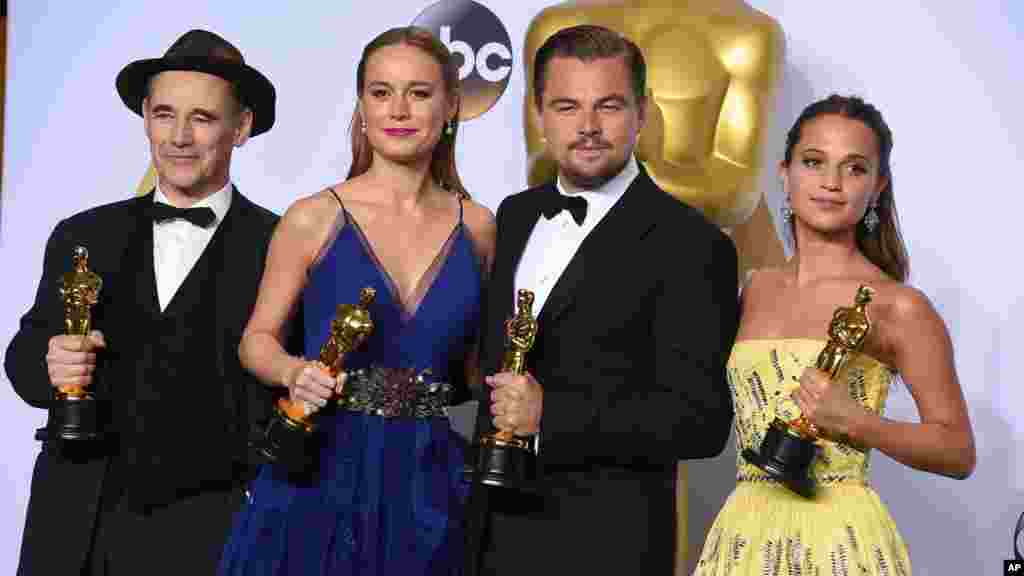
412, 0, 513, 120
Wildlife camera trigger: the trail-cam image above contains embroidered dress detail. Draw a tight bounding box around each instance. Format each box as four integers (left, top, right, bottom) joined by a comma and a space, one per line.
693, 339, 911, 576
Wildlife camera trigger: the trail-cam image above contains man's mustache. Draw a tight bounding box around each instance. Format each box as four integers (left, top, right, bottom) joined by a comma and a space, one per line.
570, 138, 611, 149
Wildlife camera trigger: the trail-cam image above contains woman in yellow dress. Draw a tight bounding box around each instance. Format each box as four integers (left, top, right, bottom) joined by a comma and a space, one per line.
693, 95, 976, 575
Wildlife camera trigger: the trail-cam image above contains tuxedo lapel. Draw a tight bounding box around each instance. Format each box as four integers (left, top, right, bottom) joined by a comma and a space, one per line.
496, 189, 547, 322
483, 189, 547, 373
538, 170, 658, 328
208, 186, 250, 381
160, 193, 233, 320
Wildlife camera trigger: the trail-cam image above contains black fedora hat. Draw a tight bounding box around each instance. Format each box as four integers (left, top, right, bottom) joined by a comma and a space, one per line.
116, 29, 276, 136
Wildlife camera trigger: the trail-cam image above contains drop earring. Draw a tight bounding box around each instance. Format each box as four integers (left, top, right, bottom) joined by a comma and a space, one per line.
863, 203, 880, 233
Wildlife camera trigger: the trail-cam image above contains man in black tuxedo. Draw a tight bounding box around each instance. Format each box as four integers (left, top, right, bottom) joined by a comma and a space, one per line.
468, 25, 739, 575
5, 30, 280, 575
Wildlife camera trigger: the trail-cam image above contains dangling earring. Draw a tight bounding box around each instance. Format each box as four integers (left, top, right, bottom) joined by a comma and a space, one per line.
445, 119, 454, 136
863, 203, 880, 233
360, 119, 367, 133
781, 196, 793, 222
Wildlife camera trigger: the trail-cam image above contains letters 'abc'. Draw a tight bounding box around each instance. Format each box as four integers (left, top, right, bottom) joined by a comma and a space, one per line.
441, 26, 511, 83
413, 0, 513, 120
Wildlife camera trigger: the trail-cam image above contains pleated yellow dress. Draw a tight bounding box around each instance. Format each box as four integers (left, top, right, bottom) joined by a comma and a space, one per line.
693, 339, 911, 576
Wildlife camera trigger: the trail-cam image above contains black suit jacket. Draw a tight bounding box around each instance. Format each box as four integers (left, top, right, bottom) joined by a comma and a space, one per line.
5, 188, 278, 575
468, 167, 739, 575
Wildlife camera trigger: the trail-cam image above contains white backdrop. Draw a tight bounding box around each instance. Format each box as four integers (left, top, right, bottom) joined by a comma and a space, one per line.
2, 2, 1021, 574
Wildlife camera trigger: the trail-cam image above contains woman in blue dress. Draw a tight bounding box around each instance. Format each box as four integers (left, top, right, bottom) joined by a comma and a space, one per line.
219, 26, 495, 575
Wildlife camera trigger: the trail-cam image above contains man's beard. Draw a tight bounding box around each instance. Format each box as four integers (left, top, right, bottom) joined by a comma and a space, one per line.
560, 154, 629, 190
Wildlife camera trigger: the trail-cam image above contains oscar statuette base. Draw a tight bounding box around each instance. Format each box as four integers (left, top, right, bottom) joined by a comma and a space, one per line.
257, 404, 317, 471
47, 393, 102, 443
474, 435, 536, 490
741, 419, 818, 498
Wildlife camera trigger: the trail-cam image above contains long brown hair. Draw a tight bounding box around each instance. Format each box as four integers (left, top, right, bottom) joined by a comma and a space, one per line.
784, 94, 909, 282
346, 26, 468, 198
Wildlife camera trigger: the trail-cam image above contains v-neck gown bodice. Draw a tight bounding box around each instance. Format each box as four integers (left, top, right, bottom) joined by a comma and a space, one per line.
220, 204, 481, 576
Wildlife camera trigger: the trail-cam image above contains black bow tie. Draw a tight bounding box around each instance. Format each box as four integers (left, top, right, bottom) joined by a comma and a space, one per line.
540, 189, 588, 226
149, 202, 217, 227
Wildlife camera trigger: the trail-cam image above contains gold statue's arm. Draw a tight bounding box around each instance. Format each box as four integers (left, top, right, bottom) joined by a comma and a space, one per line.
713, 26, 783, 226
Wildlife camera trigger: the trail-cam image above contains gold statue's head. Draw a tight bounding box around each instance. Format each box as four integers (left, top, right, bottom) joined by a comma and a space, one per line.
72, 246, 89, 271
333, 287, 376, 346
530, 25, 646, 192
516, 289, 535, 313
358, 287, 377, 308
855, 285, 875, 306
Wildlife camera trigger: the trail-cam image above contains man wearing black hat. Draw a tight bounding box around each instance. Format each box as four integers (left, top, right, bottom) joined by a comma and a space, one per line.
6, 30, 280, 575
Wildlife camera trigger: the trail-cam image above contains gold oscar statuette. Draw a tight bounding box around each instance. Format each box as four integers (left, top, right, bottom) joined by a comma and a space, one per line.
742, 285, 875, 497
475, 289, 538, 489
259, 287, 376, 466
49, 246, 104, 442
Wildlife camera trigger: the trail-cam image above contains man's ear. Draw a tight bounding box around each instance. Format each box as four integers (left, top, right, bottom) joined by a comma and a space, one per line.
636, 89, 649, 130
234, 107, 254, 147
532, 102, 545, 140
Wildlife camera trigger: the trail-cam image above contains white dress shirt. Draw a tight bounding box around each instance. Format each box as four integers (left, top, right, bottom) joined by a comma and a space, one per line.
515, 155, 639, 313
152, 182, 232, 311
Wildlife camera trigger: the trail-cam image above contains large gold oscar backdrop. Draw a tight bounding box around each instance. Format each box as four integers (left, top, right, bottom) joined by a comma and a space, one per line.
524, 0, 787, 275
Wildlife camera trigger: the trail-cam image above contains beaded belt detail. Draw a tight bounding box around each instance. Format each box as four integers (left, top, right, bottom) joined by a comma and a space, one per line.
336, 366, 452, 419
736, 472, 867, 486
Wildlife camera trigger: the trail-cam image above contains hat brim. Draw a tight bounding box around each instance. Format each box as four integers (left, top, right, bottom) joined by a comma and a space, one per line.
116, 56, 276, 136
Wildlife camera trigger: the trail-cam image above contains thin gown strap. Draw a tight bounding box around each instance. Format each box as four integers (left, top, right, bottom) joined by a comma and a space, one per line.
327, 186, 344, 209
311, 187, 349, 268
457, 194, 464, 224
326, 185, 349, 225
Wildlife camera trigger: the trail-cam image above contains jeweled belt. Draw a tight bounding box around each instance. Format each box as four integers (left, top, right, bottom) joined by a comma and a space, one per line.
736, 471, 868, 486
336, 366, 452, 419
